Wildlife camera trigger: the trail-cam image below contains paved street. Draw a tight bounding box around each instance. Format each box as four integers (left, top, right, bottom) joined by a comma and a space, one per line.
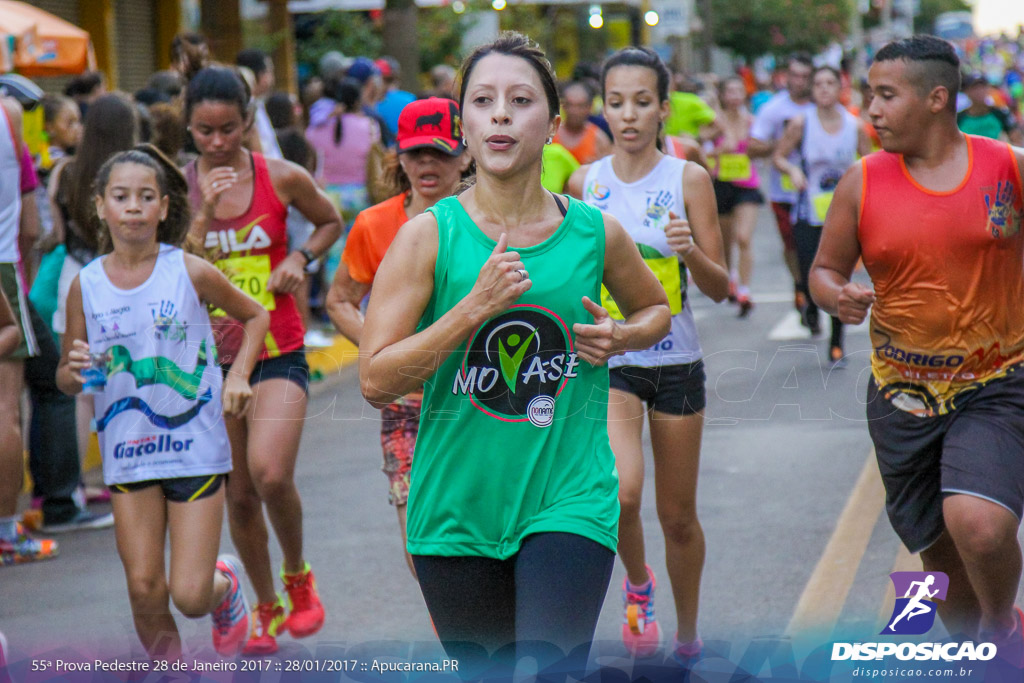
3, 194, 1020, 681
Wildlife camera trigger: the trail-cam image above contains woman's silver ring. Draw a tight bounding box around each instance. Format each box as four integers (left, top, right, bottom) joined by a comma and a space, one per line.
517, 269, 527, 282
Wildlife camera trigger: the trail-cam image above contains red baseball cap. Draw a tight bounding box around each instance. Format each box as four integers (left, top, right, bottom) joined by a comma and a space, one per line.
396, 98, 464, 156
375, 58, 393, 79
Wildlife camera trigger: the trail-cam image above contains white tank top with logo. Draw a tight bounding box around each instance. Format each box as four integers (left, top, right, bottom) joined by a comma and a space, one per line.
80, 245, 231, 485
583, 154, 702, 367
795, 106, 860, 226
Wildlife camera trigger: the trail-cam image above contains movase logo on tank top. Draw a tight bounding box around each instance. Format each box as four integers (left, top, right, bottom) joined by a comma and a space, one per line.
452, 304, 580, 428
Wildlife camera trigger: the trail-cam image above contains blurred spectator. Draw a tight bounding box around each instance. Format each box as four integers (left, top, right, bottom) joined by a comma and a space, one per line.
266, 91, 300, 130
540, 142, 579, 194
429, 64, 457, 99
147, 70, 183, 101
306, 77, 382, 279
570, 61, 612, 138
134, 101, 153, 144
40, 95, 80, 169
63, 72, 106, 119
300, 77, 324, 124
347, 57, 393, 147
133, 88, 170, 107
236, 48, 283, 158
170, 32, 209, 82
374, 56, 415, 141
553, 81, 611, 164
665, 71, 718, 141
958, 73, 1023, 145
148, 102, 188, 165
320, 51, 350, 84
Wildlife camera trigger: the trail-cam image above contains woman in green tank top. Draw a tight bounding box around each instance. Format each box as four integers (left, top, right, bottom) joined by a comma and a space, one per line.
359, 32, 671, 677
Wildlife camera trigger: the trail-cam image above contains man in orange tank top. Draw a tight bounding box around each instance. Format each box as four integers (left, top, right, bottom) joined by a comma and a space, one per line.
811, 36, 1024, 658
553, 81, 612, 164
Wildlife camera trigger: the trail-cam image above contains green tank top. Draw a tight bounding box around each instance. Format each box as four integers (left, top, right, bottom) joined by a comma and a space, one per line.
407, 194, 619, 559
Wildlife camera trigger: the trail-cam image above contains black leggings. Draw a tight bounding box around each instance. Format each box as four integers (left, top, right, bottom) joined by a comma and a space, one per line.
794, 219, 843, 349
413, 532, 614, 679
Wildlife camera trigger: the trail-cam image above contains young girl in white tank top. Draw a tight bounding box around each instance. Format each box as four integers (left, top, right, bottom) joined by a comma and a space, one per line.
57, 145, 270, 661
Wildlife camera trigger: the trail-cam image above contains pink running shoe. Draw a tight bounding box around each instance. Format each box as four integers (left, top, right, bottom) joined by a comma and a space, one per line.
622, 565, 660, 657
987, 606, 1024, 669
672, 633, 704, 666
211, 555, 249, 656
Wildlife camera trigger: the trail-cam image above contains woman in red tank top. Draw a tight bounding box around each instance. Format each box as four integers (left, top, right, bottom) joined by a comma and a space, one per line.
184, 66, 342, 655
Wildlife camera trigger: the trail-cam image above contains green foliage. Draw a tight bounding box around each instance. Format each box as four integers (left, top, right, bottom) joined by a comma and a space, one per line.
294, 7, 482, 80
710, 0, 849, 60
417, 6, 477, 72
917, 0, 973, 34
295, 11, 383, 70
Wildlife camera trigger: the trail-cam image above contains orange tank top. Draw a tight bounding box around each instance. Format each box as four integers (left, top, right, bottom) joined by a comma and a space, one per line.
554, 123, 601, 164
859, 134, 1024, 415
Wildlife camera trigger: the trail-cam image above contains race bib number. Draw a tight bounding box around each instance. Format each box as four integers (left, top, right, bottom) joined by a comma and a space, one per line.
211, 254, 276, 317
812, 191, 835, 221
717, 154, 752, 182
601, 256, 683, 320
781, 174, 797, 193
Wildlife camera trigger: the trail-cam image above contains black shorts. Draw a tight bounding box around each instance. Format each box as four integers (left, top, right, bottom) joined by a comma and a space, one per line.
111, 474, 225, 503
608, 361, 706, 416
714, 179, 764, 215
222, 349, 309, 394
866, 366, 1024, 553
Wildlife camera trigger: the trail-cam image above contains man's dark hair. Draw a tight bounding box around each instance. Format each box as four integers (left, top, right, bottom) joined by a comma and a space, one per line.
561, 80, 594, 101
236, 48, 270, 77
788, 53, 813, 71
265, 91, 295, 129
64, 71, 104, 98
873, 35, 961, 111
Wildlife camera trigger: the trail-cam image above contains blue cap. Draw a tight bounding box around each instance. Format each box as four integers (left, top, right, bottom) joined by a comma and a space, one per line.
346, 57, 380, 85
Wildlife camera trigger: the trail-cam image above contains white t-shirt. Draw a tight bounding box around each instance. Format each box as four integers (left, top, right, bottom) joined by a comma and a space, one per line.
750, 90, 813, 204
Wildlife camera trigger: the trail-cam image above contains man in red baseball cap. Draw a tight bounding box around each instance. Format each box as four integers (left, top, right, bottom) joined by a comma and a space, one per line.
375, 56, 416, 141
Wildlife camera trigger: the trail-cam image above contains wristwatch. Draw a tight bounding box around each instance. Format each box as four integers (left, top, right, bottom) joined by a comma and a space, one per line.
297, 248, 316, 265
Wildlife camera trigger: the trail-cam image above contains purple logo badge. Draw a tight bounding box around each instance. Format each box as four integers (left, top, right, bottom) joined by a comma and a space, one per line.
881, 571, 949, 635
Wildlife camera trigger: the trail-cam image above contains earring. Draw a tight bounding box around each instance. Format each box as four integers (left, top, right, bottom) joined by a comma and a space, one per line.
546, 136, 553, 145
462, 137, 468, 147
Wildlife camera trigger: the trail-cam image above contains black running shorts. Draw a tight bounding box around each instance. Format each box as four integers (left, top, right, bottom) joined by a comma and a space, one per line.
866, 364, 1024, 553
222, 349, 309, 394
608, 360, 706, 416
111, 474, 225, 503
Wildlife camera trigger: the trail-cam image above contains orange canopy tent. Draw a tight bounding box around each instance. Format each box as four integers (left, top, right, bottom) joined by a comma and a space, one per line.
0, 1, 93, 76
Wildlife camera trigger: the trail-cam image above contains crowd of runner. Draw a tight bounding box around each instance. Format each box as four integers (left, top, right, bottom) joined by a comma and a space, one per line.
0, 23, 1023, 678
